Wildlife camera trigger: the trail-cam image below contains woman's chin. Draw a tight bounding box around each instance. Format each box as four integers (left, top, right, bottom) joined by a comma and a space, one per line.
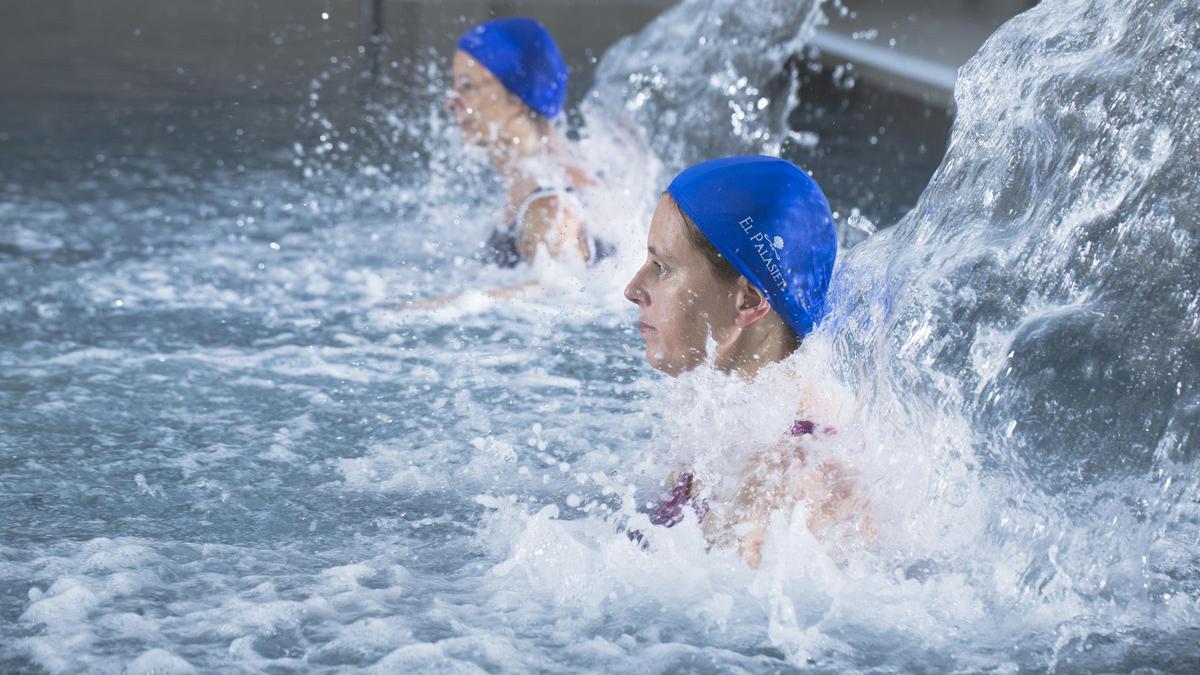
646, 349, 684, 377
644, 347, 664, 370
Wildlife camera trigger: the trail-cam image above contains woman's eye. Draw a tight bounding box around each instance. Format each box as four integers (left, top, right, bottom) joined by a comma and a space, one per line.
653, 260, 666, 275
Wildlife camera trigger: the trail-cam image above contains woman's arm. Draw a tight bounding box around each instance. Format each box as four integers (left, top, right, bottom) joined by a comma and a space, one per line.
396, 194, 586, 310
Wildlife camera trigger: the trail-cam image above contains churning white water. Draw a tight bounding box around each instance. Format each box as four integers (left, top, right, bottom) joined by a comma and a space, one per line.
1, 0, 1197, 672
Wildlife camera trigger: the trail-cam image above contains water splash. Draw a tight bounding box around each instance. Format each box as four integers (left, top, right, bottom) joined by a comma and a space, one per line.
483, 0, 1200, 667
810, 0, 1200, 665
589, 0, 824, 173
4, 0, 1199, 671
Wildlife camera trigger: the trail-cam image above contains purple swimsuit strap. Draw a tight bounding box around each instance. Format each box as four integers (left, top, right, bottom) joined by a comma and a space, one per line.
791, 420, 815, 436
791, 419, 835, 436
648, 472, 696, 527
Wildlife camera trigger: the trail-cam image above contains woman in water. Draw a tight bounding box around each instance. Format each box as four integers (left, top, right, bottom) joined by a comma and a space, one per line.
625, 156, 874, 567
447, 17, 603, 274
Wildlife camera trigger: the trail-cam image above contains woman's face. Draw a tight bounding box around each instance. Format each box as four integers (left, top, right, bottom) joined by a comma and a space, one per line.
624, 196, 741, 376
446, 50, 526, 146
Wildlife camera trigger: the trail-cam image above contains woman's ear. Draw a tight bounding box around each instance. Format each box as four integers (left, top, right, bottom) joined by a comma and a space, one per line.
733, 277, 772, 328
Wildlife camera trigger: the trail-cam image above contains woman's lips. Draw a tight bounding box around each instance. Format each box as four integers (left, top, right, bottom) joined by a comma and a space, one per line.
639, 321, 655, 337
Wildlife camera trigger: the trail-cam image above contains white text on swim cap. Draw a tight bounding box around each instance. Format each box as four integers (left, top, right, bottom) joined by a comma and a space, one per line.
738, 217, 788, 292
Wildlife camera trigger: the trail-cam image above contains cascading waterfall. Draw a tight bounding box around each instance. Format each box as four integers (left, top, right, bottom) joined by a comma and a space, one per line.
587, 0, 824, 174
813, 0, 1200, 664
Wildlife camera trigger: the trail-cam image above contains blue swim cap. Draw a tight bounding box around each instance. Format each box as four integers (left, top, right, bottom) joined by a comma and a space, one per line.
667, 156, 837, 338
457, 17, 568, 119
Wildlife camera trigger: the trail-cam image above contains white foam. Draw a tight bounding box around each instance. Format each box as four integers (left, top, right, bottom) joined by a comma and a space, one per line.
126, 649, 195, 675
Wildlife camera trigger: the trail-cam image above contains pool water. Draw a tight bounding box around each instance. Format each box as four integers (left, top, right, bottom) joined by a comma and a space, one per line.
3, 0, 1199, 672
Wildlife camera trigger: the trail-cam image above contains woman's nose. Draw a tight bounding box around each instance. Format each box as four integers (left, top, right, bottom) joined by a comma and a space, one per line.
624, 269, 646, 306
444, 91, 462, 113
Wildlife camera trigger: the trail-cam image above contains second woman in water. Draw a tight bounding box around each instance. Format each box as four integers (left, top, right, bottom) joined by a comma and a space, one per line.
447, 17, 607, 270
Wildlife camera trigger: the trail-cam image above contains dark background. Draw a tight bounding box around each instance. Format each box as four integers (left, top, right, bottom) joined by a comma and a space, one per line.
0, 0, 1030, 226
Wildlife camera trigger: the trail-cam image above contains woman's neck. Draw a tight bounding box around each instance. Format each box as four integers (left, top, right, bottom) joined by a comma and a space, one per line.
715, 320, 796, 380
489, 121, 556, 182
